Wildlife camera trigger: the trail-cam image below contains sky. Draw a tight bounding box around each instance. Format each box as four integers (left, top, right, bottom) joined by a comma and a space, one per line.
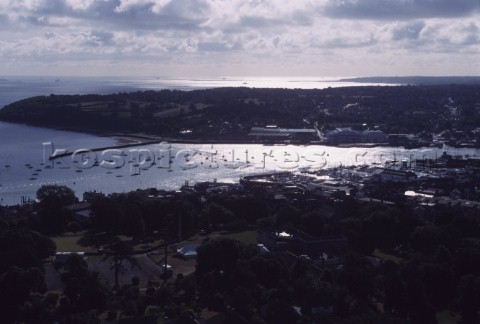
0, 0, 479, 77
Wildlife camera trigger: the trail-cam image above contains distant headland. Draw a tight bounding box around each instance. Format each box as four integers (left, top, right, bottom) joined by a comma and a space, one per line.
1, 82, 480, 147
339, 76, 480, 85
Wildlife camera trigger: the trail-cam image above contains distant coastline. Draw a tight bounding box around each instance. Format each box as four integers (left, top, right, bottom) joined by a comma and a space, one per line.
2, 82, 480, 149
339, 76, 480, 85
1, 75, 479, 109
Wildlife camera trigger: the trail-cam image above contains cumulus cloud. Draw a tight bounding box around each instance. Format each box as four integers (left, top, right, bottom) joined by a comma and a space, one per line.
65, 0, 96, 11
391, 21, 426, 41
0, 0, 478, 76
324, 0, 480, 20
0, 0, 206, 31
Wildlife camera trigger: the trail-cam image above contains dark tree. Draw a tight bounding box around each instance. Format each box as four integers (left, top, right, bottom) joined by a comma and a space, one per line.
456, 275, 480, 324
36, 185, 77, 233
300, 211, 327, 236
101, 239, 139, 288
196, 237, 251, 276
0, 228, 56, 272
59, 254, 109, 313
36, 185, 77, 206
0, 266, 46, 323
90, 195, 122, 233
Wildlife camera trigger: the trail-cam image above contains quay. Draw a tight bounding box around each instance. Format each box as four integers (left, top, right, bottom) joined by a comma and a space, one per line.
48, 140, 161, 160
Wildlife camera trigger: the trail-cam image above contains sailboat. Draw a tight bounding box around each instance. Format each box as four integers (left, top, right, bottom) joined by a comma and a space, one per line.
4, 157, 11, 168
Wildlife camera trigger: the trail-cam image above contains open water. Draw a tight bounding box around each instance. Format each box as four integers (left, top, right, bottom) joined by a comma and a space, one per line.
0, 76, 476, 205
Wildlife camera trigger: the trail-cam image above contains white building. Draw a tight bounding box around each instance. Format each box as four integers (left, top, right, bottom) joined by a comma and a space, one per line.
362, 130, 388, 143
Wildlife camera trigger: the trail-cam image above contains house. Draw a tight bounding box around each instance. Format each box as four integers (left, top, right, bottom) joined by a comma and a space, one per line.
63, 202, 92, 221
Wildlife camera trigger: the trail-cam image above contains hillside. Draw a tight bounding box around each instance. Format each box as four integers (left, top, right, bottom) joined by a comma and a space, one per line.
1, 85, 480, 142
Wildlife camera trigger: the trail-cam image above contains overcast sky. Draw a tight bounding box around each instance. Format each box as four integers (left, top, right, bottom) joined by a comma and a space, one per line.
0, 0, 479, 77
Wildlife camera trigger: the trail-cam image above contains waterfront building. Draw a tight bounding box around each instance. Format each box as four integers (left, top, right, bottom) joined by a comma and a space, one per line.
362, 130, 389, 143
325, 128, 388, 145
248, 126, 318, 141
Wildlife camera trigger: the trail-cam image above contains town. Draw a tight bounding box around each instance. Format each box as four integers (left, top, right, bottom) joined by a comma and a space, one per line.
2, 142, 480, 323
1, 0, 479, 321
1, 85, 480, 149
1, 84, 480, 323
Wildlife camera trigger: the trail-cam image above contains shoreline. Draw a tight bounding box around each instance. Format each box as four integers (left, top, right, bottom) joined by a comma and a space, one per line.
0, 120, 449, 152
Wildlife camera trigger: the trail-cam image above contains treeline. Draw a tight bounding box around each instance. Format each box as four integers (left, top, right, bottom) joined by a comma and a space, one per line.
1, 183, 480, 322
192, 195, 480, 323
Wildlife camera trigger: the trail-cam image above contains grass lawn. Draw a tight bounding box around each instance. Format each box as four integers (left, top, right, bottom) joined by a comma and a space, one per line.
175, 230, 258, 248
52, 233, 96, 253
373, 248, 403, 264
53, 231, 166, 253
53, 229, 256, 254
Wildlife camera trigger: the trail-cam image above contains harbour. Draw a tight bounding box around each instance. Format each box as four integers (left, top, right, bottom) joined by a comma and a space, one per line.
1, 120, 479, 206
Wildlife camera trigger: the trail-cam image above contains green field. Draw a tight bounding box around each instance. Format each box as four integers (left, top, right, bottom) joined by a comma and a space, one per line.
52, 233, 95, 253
52, 230, 257, 254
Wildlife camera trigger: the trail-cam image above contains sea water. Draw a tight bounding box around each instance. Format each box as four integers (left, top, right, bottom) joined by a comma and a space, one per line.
1, 121, 478, 206
0, 75, 394, 108
0, 76, 465, 206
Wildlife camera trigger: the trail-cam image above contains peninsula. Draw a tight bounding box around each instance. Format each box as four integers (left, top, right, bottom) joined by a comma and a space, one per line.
1, 84, 480, 147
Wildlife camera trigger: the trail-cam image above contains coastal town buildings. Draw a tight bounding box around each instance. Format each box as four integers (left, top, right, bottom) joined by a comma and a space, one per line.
325, 128, 388, 145
248, 125, 318, 142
